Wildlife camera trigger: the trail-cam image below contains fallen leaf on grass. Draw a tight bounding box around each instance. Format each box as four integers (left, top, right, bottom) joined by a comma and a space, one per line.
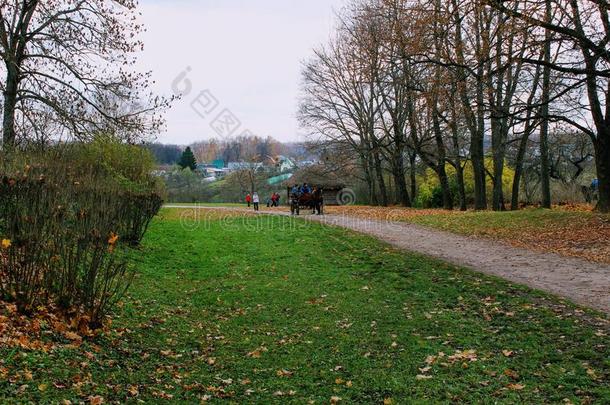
502, 350, 514, 357
63, 331, 82, 343
448, 349, 477, 363
246, 346, 267, 358
88, 395, 104, 404
276, 369, 293, 377
507, 383, 525, 390
416, 374, 432, 380
586, 368, 598, 379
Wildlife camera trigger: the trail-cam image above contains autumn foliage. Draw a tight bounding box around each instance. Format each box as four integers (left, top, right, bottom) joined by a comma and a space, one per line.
0, 141, 162, 328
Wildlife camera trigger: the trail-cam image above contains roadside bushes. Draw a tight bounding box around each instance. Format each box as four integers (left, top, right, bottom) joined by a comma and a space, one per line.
415, 159, 515, 208
0, 140, 163, 327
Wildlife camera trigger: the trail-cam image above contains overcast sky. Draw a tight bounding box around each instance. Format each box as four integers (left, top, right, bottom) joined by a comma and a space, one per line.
137, 0, 345, 145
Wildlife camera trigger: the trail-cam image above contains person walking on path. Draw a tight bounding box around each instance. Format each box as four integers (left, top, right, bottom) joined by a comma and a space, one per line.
245, 193, 252, 208
252, 192, 260, 211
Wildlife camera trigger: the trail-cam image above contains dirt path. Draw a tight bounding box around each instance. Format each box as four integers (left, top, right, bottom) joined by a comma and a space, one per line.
165, 205, 610, 314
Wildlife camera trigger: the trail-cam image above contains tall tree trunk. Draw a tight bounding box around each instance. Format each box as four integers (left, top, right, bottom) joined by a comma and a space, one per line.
472, 83, 487, 209
455, 164, 467, 211
511, 133, 530, 210
437, 164, 453, 210
409, 149, 417, 201
432, 99, 453, 210
393, 147, 411, 207
393, 163, 411, 207
473, 9, 488, 210
539, 0, 552, 208
362, 155, 376, 205
492, 140, 506, 211
372, 149, 388, 206
2, 66, 18, 150
594, 131, 610, 213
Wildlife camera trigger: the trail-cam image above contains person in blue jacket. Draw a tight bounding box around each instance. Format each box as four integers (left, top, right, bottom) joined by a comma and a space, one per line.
591, 178, 599, 191
291, 184, 301, 196
300, 183, 311, 194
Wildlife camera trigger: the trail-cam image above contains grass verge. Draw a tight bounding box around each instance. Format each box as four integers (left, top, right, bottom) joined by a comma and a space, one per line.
1, 209, 608, 403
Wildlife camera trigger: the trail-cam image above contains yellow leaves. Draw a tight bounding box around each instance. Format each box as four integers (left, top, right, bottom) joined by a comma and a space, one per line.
504, 369, 520, 380
383, 398, 394, 405
276, 369, 293, 377
107, 232, 119, 252
425, 354, 441, 365
107, 232, 119, 246
127, 385, 139, 397
447, 349, 477, 363
0, 367, 8, 380
246, 346, 267, 358
1, 238, 11, 249
585, 367, 599, 380
88, 395, 104, 404
38, 383, 48, 392
63, 331, 83, 344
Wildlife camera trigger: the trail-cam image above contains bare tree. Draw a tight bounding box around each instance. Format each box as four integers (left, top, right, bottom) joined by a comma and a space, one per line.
0, 0, 170, 151
488, 0, 610, 212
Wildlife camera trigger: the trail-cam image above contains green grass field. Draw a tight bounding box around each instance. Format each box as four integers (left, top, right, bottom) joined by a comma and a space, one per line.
1, 209, 608, 403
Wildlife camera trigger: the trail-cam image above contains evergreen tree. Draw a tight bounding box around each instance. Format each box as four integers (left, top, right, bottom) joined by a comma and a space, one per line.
178, 147, 197, 171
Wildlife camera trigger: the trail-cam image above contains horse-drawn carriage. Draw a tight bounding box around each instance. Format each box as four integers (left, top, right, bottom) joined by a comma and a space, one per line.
289, 187, 324, 216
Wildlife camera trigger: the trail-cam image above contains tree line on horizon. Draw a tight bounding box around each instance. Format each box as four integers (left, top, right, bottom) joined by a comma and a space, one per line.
298, 0, 609, 212
146, 136, 311, 167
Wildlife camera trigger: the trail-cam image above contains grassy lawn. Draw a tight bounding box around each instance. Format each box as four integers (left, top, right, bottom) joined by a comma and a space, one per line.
1, 208, 608, 403
325, 206, 610, 264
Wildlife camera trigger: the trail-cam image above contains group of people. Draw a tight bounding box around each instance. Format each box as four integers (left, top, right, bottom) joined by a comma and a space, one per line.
245, 192, 260, 211
290, 183, 312, 196
245, 192, 281, 211
266, 192, 281, 207
244, 183, 316, 212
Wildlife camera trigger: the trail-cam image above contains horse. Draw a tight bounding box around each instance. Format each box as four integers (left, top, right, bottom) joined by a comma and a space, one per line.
290, 193, 300, 215
289, 188, 324, 215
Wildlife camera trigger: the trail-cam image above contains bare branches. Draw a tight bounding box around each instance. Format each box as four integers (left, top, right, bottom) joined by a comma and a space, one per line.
0, 0, 172, 148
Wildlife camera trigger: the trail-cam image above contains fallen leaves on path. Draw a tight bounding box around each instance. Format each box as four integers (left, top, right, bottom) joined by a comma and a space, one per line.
325, 205, 610, 264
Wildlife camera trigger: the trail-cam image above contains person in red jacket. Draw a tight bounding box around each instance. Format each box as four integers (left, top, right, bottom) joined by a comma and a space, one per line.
245, 193, 252, 208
